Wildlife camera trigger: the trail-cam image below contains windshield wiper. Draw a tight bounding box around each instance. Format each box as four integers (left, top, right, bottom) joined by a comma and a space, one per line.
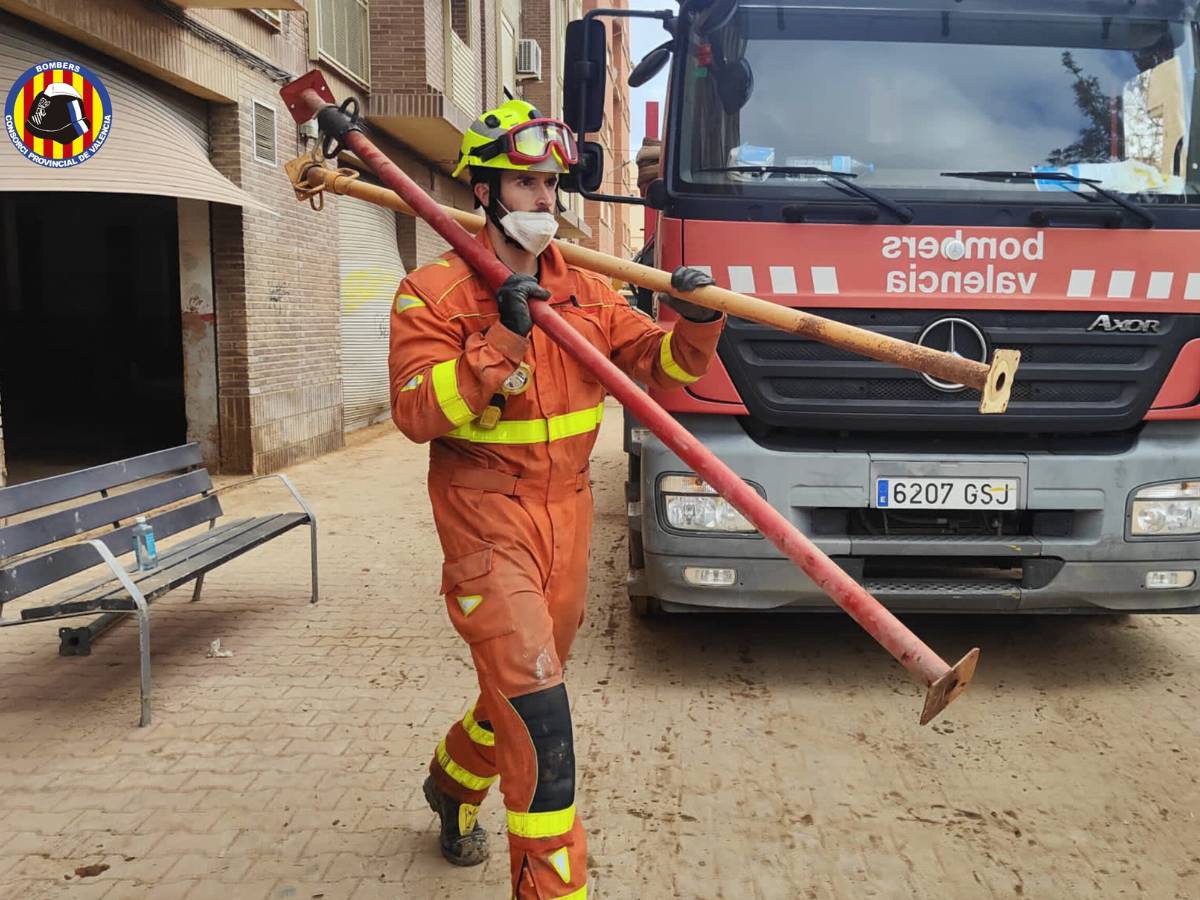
941, 170, 1155, 228
699, 166, 914, 223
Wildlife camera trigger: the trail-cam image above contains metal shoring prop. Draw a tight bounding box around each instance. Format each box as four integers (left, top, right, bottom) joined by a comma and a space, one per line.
280, 70, 980, 725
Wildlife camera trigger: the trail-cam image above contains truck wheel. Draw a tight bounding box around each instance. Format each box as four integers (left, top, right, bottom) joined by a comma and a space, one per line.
625, 450, 646, 575
630, 594, 662, 617
628, 526, 645, 568
625, 450, 659, 616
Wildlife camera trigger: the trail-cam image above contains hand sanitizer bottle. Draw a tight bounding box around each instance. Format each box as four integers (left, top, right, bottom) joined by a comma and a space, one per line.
133, 516, 158, 571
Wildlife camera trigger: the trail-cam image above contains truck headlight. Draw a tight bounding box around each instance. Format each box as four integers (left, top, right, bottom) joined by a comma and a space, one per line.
659, 474, 759, 534
1130, 481, 1200, 537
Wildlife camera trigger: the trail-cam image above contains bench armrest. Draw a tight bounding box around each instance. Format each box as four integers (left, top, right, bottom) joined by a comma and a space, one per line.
84, 540, 150, 608
206, 474, 317, 526
204, 473, 320, 605
86, 539, 154, 726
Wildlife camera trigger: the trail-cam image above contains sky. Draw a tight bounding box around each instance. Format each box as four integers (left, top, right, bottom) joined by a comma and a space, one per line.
627, 0, 672, 154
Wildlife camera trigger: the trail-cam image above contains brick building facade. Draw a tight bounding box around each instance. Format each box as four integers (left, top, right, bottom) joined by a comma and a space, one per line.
579, 0, 635, 262
0, 0, 618, 485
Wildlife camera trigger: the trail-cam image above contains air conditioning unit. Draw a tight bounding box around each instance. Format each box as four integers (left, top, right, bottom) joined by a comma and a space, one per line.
516, 38, 542, 79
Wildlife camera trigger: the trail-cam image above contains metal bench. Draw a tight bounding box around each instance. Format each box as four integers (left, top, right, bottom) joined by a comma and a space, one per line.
0, 443, 318, 726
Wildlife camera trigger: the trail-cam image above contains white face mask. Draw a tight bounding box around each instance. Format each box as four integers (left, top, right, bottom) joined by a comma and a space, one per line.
498, 206, 559, 256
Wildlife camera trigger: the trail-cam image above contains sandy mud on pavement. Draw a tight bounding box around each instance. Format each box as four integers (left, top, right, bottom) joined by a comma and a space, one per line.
0, 407, 1197, 899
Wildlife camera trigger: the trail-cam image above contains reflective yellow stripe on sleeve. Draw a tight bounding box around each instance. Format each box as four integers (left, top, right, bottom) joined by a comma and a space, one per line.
431, 359, 476, 427
463, 708, 495, 747
659, 332, 701, 384
507, 804, 576, 839
549, 886, 587, 900
447, 402, 604, 444
436, 739, 497, 792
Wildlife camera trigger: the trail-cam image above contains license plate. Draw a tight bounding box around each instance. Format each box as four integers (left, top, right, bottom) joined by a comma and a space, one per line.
873, 477, 1019, 510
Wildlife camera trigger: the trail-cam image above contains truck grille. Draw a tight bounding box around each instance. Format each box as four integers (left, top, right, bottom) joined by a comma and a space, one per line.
718, 310, 1200, 432
812, 508, 1073, 538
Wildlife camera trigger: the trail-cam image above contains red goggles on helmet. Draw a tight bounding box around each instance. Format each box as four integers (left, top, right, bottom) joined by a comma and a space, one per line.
480, 118, 580, 168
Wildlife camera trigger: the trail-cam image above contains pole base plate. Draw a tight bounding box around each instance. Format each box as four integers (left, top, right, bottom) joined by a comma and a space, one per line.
280, 69, 335, 124
920, 647, 980, 726
979, 350, 1021, 414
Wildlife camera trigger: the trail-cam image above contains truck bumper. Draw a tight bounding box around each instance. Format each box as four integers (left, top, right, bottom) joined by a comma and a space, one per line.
634, 417, 1200, 614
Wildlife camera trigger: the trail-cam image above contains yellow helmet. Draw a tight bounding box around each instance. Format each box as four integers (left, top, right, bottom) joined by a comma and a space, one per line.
452, 99, 579, 178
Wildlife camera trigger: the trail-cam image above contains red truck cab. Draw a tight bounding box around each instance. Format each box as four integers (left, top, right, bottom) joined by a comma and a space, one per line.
563, 0, 1200, 615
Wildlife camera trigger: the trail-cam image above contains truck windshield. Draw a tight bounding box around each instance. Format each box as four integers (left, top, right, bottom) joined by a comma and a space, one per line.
677, 6, 1199, 202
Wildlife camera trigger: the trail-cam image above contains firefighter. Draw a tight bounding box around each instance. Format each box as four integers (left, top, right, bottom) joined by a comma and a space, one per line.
388, 98, 724, 899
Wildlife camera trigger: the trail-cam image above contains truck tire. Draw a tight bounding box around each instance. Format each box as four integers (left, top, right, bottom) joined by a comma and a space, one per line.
628, 527, 645, 568
626, 450, 660, 616
629, 594, 662, 617
626, 452, 644, 569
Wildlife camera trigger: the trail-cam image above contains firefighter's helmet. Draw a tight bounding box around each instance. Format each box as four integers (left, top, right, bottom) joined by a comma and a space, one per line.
25, 83, 90, 143
452, 99, 578, 178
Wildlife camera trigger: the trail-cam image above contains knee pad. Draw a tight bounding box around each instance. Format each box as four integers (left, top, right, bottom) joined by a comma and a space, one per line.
509, 683, 575, 812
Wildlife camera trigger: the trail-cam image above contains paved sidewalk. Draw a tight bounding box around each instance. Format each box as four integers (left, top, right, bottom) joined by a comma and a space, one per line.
0, 419, 511, 900
1, 404, 1198, 900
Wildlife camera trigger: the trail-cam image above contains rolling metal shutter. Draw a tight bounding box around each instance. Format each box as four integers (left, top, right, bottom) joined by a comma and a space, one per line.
0, 21, 263, 210
337, 194, 405, 430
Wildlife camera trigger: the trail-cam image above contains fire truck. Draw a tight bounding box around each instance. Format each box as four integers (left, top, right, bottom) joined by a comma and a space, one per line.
561, 0, 1200, 614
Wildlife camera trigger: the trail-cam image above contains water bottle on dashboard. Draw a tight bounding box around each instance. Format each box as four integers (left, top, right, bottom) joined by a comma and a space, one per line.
785, 155, 875, 175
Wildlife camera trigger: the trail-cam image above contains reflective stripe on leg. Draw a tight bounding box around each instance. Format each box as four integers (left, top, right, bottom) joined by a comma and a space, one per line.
507, 804, 575, 839
463, 708, 496, 747
436, 738, 498, 792
548, 886, 586, 899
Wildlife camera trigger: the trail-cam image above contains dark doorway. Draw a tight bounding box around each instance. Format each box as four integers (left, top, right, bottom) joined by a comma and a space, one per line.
0, 193, 187, 484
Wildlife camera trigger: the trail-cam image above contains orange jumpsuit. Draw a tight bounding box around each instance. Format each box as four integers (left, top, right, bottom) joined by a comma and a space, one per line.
389, 228, 723, 899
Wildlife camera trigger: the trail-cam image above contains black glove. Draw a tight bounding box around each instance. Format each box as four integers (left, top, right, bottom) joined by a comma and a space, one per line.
495, 274, 549, 337
663, 266, 721, 323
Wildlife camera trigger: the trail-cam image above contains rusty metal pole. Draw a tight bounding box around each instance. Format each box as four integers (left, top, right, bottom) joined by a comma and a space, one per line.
280, 71, 980, 724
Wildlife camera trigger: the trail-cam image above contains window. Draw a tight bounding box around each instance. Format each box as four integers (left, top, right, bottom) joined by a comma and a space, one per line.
565, 189, 583, 222
255, 10, 282, 27
450, 0, 470, 44
445, 0, 477, 109
680, 7, 1199, 201
554, 0, 570, 118
253, 101, 277, 165
500, 14, 516, 97
314, 0, 370, 85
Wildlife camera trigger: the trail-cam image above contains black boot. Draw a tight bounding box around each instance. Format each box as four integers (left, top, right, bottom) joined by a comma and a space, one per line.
423, 775, 490, 866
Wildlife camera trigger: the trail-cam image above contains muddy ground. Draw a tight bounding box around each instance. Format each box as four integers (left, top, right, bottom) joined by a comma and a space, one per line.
0, 404, 1196, 899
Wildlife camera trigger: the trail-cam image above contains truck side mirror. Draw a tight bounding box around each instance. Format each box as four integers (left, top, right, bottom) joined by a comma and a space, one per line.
564, 19, 607, 136
562, 141, 604, 193
645, 179, 668, 210
563, 9, 669, 206
630, 41, 672, 88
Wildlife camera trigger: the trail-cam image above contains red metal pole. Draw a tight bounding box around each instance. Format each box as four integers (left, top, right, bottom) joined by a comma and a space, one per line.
280, 73, 979, 724
642, 101, 659, 239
